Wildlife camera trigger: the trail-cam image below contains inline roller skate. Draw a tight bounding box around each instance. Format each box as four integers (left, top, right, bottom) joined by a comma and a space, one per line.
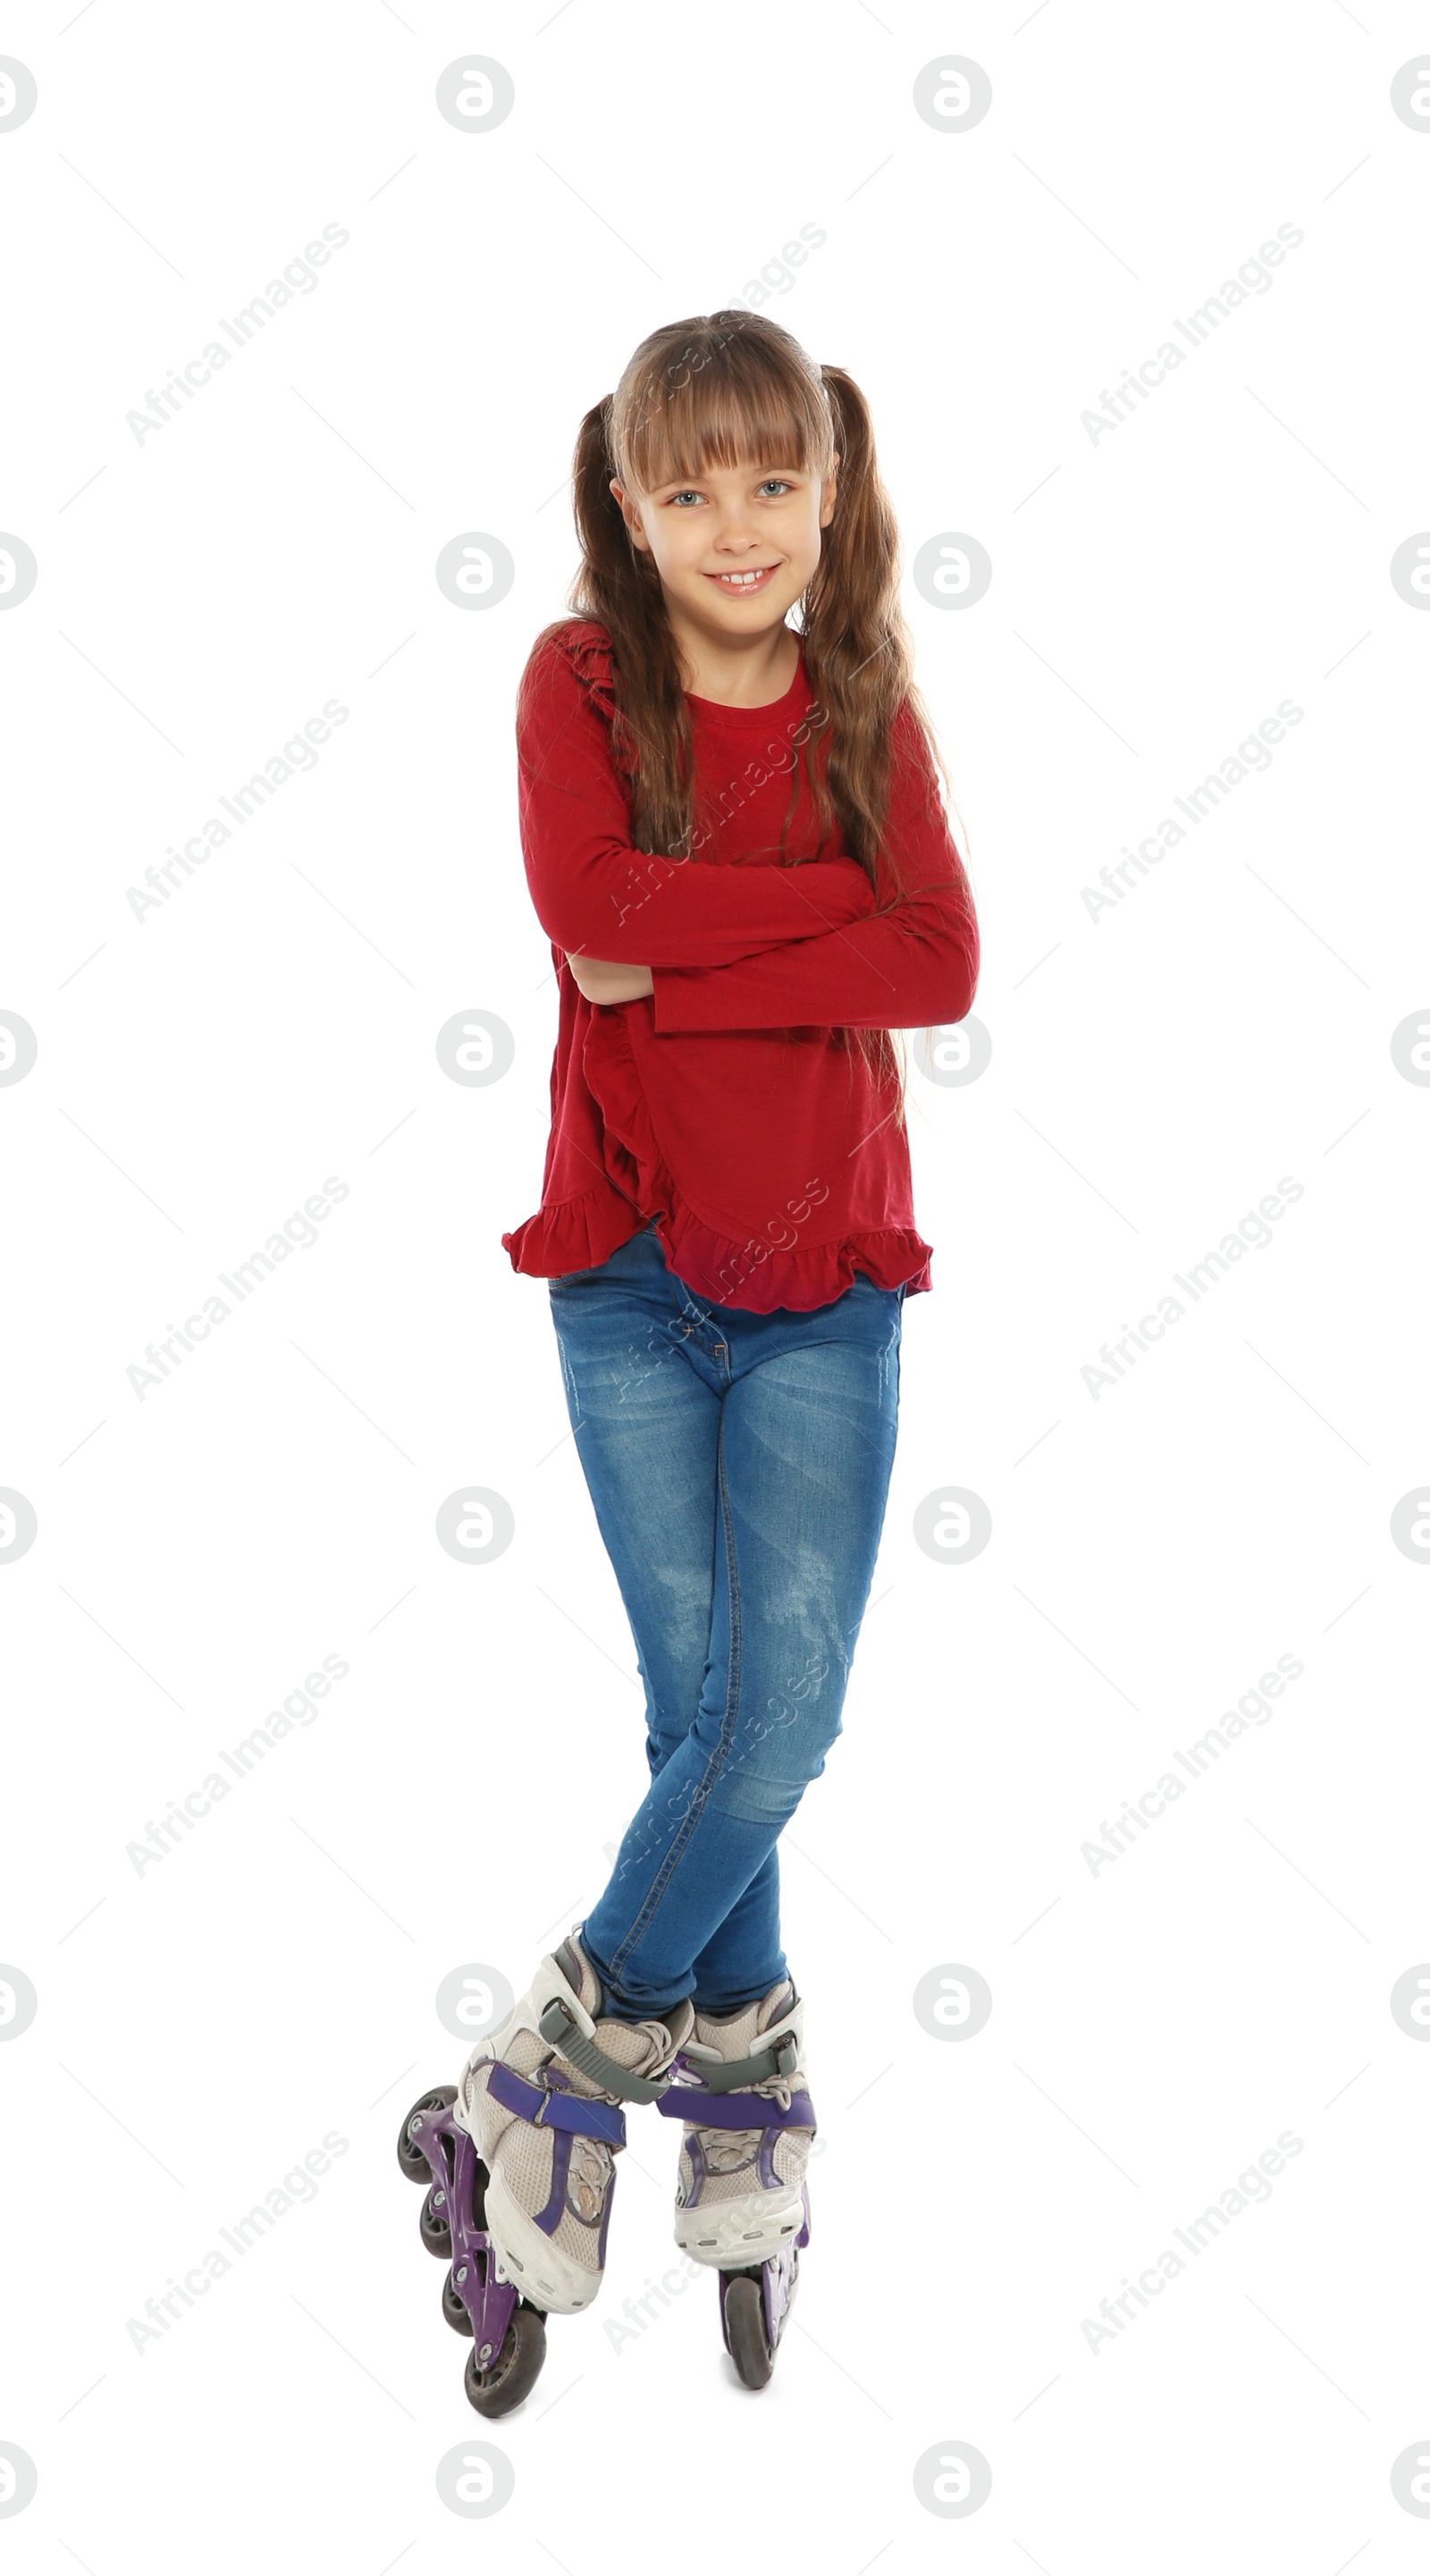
656, 1976, 815, 2388
398, 1932, 692, 2415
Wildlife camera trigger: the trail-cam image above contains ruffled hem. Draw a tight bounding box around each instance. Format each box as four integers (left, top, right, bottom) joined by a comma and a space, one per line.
658, 1202, 931, 1312
501, 1187, 645, 1282
503, 1184, 930, 1312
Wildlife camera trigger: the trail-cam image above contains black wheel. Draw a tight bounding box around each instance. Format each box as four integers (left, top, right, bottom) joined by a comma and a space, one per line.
464, 2306, 547, 2418
397, 2084, 457, 2181
720, 2271, 774, 2390
442, 2266, 475, 2337
419, 2183, 453, 2259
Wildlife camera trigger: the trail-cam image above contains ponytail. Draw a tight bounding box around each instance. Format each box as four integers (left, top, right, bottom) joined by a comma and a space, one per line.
567, 397, 694, 851
796, 365, 912, 869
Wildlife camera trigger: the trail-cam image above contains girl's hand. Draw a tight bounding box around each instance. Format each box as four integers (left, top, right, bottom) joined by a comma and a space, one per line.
564, 954, 654, 1004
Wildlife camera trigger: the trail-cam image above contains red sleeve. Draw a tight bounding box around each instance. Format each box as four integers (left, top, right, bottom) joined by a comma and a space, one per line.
649, 704, 980, 1032
516, 630, 875, 969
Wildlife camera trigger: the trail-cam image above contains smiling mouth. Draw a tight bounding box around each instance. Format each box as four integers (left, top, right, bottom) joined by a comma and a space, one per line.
704, 566, 780, 593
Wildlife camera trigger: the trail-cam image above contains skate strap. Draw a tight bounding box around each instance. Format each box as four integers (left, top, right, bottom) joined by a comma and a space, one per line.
655, 2086, 816, 2133
485, 2058, 627, 2145
537, 1997, 671, 2104
670, 2032, 801, 2094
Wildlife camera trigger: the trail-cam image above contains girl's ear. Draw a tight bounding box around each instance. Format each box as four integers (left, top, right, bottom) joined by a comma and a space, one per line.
819, 471, 838, 529
609, 478, 651, 552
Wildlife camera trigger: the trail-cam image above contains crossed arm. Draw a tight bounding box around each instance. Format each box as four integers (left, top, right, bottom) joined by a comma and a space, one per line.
565, 955, 654, 1004
521, 643, 978, 1032
560, 847, 976, 1032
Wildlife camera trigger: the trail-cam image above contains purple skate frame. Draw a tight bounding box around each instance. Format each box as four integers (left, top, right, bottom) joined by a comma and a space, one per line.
749, 2184, 811, 2356
658, 2057, 813, 2364
406, 2094, 519, 2364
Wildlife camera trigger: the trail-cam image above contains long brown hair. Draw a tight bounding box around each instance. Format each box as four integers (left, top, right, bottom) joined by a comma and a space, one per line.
537, 309, 958, 1105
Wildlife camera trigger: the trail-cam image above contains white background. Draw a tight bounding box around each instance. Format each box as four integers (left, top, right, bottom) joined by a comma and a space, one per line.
4, 2, 1429, 2567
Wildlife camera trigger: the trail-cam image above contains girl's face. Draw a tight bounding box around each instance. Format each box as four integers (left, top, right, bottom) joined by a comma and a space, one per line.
610, 457, 837, 645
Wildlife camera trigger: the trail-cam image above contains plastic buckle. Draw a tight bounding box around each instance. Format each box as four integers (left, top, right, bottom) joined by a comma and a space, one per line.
538, 1996, 577, 2049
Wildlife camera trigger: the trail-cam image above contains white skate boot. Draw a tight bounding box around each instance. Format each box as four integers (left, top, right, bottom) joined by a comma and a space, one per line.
455, 1930, 694, 2318
657, 1977, 815, 2387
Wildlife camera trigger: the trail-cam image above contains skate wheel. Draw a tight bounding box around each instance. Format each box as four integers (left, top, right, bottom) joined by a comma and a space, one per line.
719, 2272, 774, 2390
419, 2183, 453, 2259
396, 2083, 457, 2181
442, 2266, 475, 2337
464, 2306, 547, 2418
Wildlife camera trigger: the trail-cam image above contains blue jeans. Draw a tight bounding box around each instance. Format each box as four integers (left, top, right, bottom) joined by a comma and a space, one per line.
547, 1221, 904, 2019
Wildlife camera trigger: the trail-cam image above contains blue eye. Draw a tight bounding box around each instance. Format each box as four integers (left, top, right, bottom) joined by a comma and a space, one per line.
758, 480, 792, 497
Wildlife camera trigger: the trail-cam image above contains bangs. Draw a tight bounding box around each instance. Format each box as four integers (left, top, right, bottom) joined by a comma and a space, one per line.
613, 314, 834, 496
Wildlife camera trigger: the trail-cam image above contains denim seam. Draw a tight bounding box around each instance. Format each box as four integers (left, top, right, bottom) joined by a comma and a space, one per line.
607, 1407, 743, 1985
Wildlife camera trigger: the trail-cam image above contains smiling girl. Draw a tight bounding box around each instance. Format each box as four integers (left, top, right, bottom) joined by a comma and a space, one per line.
417, 310, 979, 2408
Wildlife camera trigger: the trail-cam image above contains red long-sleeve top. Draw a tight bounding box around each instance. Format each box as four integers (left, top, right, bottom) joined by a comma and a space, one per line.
500, 619, 980, 1313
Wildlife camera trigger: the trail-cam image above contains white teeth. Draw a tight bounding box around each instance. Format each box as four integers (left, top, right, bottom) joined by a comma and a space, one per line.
717, 569, 770, 585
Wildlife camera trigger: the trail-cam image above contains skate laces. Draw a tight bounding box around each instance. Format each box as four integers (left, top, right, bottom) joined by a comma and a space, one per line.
701, 2050, 793, 2112
689, 2038, 799, 2120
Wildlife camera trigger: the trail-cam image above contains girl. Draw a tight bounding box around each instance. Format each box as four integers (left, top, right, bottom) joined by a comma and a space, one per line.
440, 310, 978, 2405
